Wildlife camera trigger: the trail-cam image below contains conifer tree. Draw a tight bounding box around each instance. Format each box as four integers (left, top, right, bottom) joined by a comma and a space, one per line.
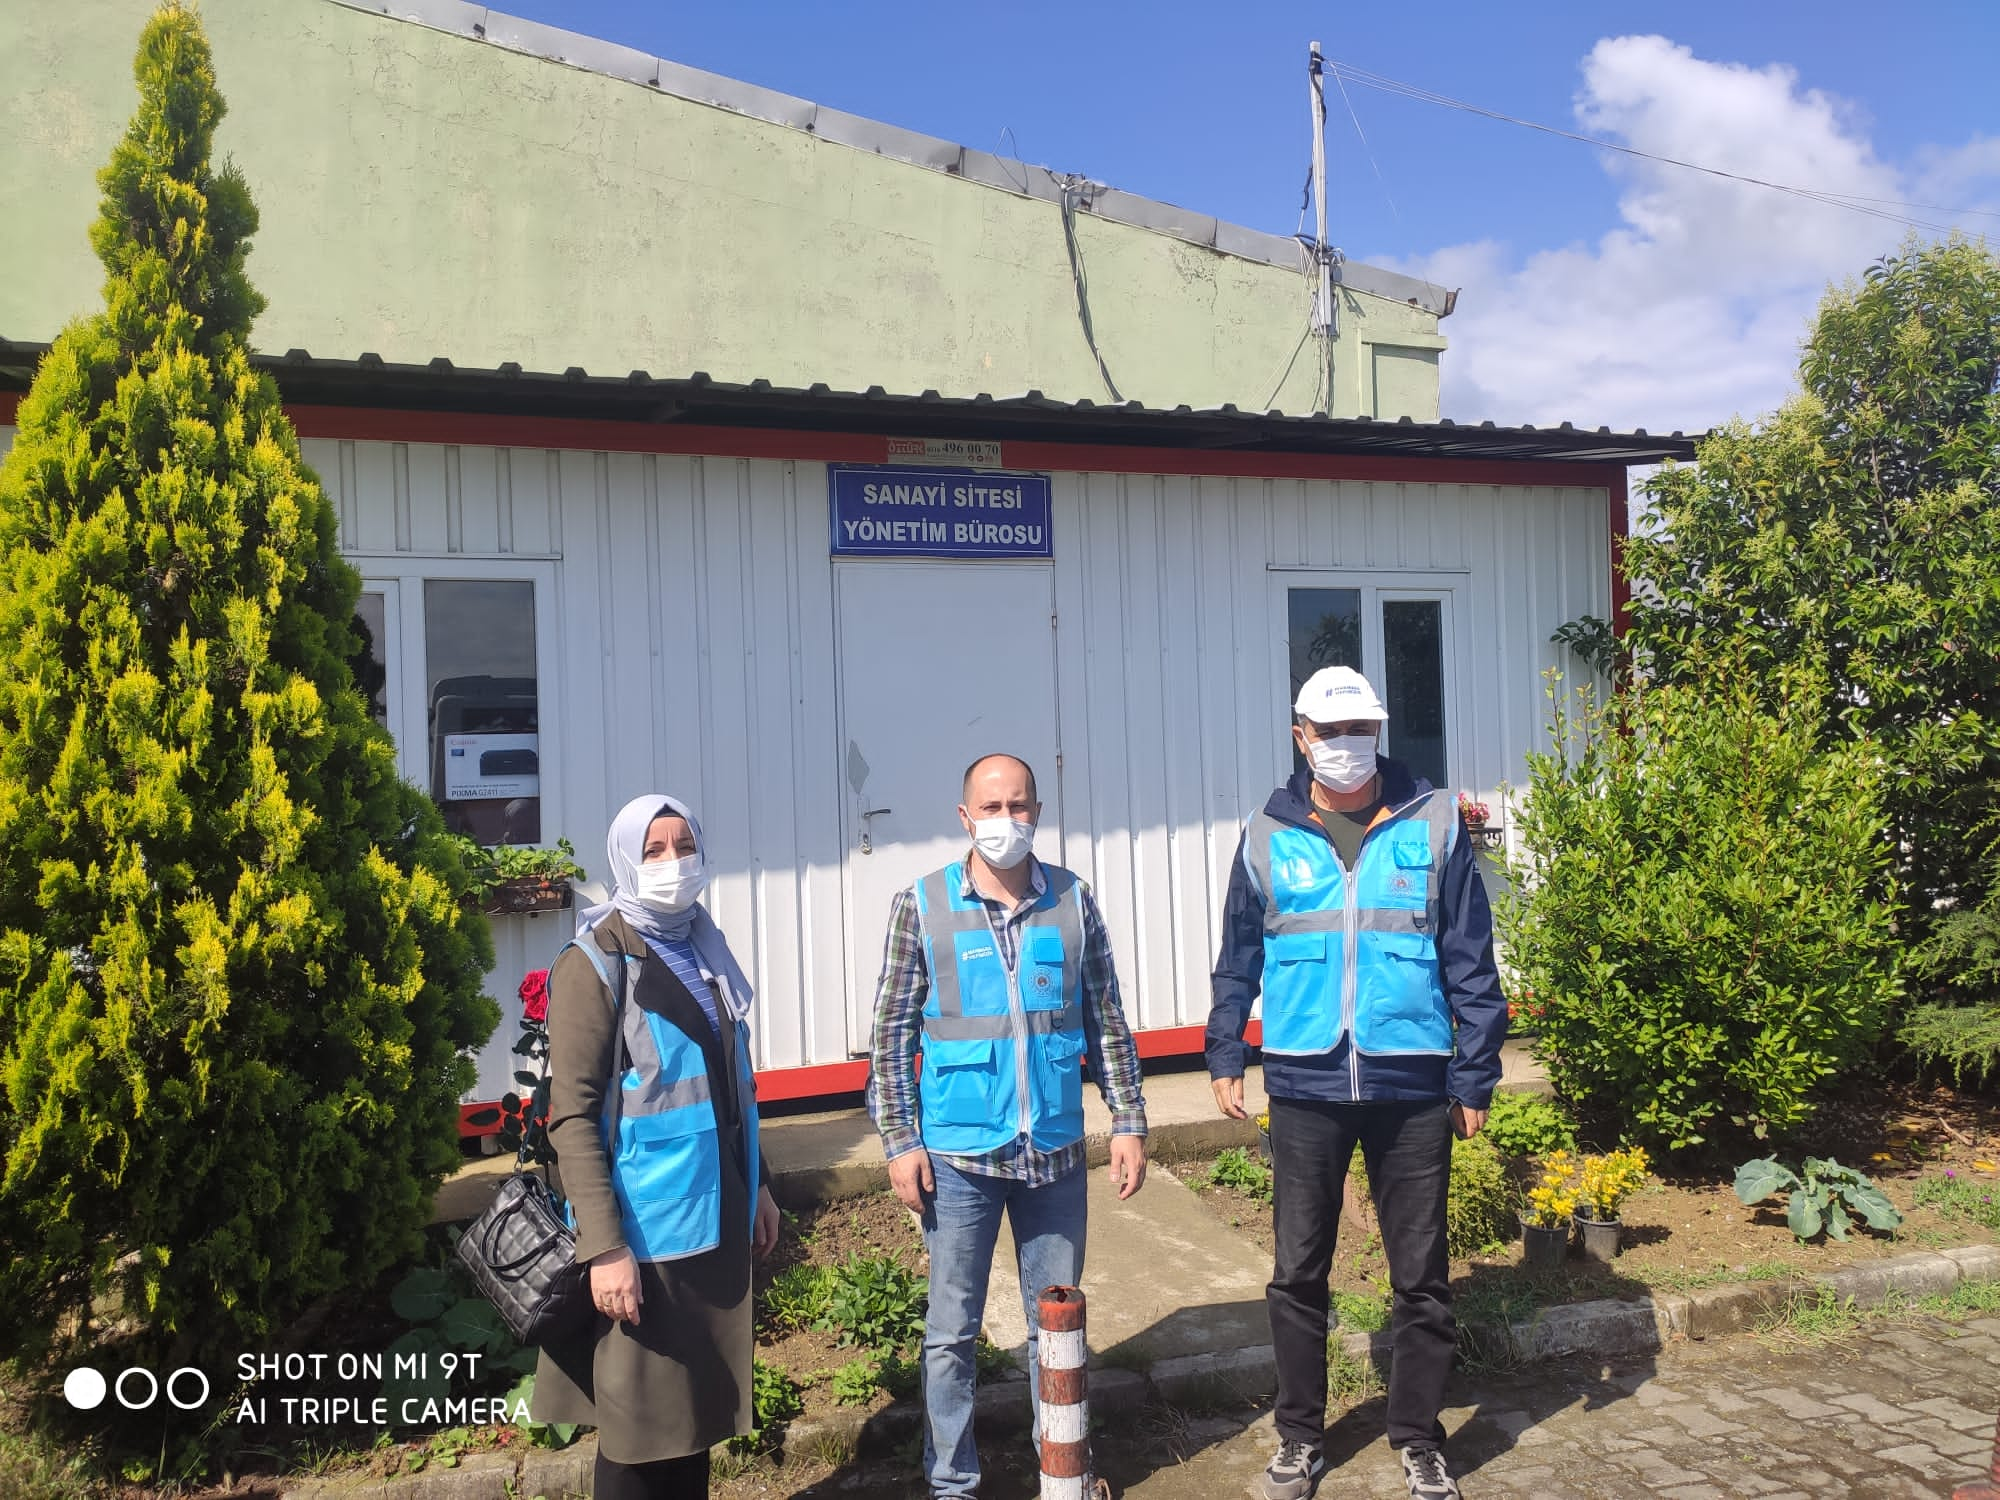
0, 4, 497, 1362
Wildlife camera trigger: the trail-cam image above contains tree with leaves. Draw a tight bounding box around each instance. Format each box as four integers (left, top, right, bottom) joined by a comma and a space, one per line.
0, 4, 496, 1365
1626, 239, 2000, 919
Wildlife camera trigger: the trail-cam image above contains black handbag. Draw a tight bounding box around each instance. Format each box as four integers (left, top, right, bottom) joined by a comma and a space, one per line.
455, 1168, 590, 1344
456, 936, 632, 1344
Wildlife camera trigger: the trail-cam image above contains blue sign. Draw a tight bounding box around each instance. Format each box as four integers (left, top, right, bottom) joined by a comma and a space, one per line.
829, 465, 1053, 559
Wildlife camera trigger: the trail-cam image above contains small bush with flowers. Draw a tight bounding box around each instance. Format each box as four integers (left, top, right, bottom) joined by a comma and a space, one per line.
1523, 1150, 1579, 1228
1575, 1146, 1650, 1223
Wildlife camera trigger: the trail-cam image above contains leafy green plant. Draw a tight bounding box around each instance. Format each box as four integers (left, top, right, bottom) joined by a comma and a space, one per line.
1329, 1288, 1389, 1334
1207, 1147, 1274, 1203
761, 1263, 835, 1333
970, 1335, 1014, 1385
1625, 239, 2000, 932
1481, 1090, 1577, 1159
829, 1358, 880, 1407
748, 1358, 802, 1434
506, 1373, 579, 1450
1735, 1157, 1904, 1242
1899, 813, 2000, 1086
444, 833, 587, 894
1913, 1171, 2000, 1231
1500, 662, 1902, 1151
0, 2, 497, 1366
382, 1255, 535, 1426
1446, 1134, 1516, 1258
819, 1254, 927, 1355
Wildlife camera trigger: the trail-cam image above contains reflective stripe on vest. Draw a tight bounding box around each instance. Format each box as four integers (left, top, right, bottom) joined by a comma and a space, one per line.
565, 936, 762, 1265
1244, 790, 1457, 1058
913, 863, 1088, 1155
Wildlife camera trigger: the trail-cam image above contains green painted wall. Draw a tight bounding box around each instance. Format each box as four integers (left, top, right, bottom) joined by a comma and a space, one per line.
2, 1, 1443, 418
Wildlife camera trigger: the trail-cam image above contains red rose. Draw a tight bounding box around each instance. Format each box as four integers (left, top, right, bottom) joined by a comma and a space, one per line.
519, 968, 550, 1023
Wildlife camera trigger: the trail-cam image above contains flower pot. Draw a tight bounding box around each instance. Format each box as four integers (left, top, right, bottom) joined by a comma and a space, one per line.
1257, 1125, 1272, 1164
482, 877, 574, 917
1575, 1213, 1622, 1263
1520, 1216, 1568, 1273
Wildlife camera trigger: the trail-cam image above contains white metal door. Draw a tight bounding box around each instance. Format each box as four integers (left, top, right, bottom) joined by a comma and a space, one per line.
833, 562, 1062, 1051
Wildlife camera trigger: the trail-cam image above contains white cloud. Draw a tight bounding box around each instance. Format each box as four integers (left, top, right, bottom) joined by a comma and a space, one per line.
1391, 36, 1999, 433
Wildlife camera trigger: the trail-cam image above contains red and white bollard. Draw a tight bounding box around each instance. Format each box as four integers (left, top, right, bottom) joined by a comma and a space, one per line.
1037, 1285, 1102, 1500
1953, 1405, 2000, 1500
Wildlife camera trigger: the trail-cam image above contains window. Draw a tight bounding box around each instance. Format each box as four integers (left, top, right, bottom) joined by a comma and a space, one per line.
1278, 578, 1457, 791
423, 579, 541, 845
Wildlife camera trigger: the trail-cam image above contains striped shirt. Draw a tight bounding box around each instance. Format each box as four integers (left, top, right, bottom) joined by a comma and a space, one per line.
868, 856, 1147, 1187
637, 932, 720, 1036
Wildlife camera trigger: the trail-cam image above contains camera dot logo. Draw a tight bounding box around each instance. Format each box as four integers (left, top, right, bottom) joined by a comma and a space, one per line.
64, 1367, 108, 1410
63, 1365, 210, 1412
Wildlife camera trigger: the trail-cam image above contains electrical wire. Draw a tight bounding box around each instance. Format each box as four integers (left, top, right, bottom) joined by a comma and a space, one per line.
1330, 61, 1400, 223
1057, 176, 1124, 404
1326, 59, 1996, 234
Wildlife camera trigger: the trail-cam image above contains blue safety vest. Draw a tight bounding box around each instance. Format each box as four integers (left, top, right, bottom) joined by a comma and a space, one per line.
1245, 790, 1457, 1058
912, 863, 1088, 1155
563, 936, 762, 1264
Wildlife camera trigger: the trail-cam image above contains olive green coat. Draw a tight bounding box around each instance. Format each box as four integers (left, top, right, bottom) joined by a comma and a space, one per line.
530, 913, 757, 1463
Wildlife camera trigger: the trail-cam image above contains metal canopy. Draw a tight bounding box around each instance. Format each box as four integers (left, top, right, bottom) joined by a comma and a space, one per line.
0, 340, 1699, 466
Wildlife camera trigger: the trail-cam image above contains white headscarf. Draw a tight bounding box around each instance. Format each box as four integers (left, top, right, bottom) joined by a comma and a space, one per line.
575, 793, 755, 1022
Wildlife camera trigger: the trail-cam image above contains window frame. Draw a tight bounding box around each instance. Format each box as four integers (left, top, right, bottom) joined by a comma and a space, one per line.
354, 557, 564, 848
1269, 569, 1466, 794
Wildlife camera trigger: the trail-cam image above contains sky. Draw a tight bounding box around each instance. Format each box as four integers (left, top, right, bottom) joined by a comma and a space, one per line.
493, 1, 1999, 434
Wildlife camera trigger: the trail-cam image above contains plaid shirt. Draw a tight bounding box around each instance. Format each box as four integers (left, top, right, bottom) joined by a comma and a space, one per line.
868, 856, 1148, 1187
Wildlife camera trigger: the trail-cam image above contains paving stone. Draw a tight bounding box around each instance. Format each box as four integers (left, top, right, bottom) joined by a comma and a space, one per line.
1873, 1442, 1966, 1480
1745, 1385, 1845, 1420
1893, 1415, 1994, 1459
1829, 1390, 1915, 1424
1656, 1402, 1746, 1438
1908, 1393, 1998, 1431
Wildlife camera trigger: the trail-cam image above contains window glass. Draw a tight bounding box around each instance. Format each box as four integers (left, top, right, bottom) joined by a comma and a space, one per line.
1287, 587, 1363, 775
424, 580, 540, 845
352, 591, 388, 729
1382, 599, 1447, 791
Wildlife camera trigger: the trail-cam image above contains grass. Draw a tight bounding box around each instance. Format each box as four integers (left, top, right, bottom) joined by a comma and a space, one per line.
1755, 1284, 1864, 1346
1326, 1345, 1385, 1407
1330, 1288, 1391, 1333
1913, 1171, 2000, 1232
1631, 1259, 1794, 1294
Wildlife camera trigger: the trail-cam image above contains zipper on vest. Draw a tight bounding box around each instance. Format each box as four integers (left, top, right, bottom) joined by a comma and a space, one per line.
1343, 788, 1431, 1094
984, 902, 1035, 1142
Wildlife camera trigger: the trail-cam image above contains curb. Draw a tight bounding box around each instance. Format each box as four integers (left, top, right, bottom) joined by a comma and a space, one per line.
1336, 1247, 2000, 1372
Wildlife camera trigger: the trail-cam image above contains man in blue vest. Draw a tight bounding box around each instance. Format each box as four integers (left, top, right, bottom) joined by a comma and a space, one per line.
1208, 666, 1506, 1500
869, 752, 1149, 1500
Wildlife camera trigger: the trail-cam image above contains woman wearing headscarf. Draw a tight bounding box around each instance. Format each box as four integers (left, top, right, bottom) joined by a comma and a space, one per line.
531, 794, 779, 1500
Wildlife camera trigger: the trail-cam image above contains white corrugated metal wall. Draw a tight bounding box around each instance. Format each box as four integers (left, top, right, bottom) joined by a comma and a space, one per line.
0, 422, 1608, 1080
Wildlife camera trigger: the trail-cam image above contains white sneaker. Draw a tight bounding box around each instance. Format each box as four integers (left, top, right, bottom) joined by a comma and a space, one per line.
1400, 1444, 1460, 1499
1262, 1437, 1325, 1500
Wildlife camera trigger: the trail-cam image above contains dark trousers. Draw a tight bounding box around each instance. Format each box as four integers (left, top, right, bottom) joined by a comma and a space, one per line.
1267, 1096, 1454, 1450
593, 1448, 710, 1500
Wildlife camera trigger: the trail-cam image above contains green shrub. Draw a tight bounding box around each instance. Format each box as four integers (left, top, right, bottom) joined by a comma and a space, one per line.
1447, 1134, 1516, 1259
0, 3, 495, 1366
1207, 1147, 1273, 1203
1482, 1090, 1576, 1159
1499, 666, 1902, 1152
1913, 1172, 2000, 1231
829, 1358, 879, 1407
728, 1358, 803, 1453
819, 1254, 927, 1354
1329, 1287, 1390, 1333
761, 1264, 834, 1333
1899, 820, 2000, 1086
1735, 1156, 1902, 1242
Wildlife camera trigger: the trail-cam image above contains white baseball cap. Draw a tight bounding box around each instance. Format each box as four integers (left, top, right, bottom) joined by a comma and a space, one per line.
1293, 665, 1388, 723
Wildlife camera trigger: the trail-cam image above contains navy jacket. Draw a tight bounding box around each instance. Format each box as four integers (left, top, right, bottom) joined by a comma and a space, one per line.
1205, 758, 1508, 1108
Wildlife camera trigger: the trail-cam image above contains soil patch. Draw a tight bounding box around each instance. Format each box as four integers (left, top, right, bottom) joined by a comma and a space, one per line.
1185, 1079, 2000, 1317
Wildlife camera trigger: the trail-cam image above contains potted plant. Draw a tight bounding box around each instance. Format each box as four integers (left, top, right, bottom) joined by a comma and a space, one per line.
1520, 1150, 1577, 1273
1457, 791, 1490, 830
1573, 1146, 1650, 1262
448, 834, 587, 916
1255, 1110, 1272, 1163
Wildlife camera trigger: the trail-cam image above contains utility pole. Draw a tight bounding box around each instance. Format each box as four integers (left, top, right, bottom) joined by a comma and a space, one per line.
1307, 42, 1337, 406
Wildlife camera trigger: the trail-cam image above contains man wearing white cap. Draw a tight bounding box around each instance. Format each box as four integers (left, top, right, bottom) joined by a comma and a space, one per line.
1207, 665, 1506, 1500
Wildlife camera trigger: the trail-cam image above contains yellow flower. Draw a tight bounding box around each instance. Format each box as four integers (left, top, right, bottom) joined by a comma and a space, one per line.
1255, 1111, 1271, 1133
1974, 1160, 1997, 1173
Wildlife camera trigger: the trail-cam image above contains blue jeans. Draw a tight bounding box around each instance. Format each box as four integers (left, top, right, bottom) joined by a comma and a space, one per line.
918, 1156, 1087, 1498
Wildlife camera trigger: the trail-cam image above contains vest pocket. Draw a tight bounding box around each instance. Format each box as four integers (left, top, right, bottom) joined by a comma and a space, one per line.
615, 1105, 723, 1259
1355, 931, 1451, 1052
1033, 1028, 1086, 1134
926, 1038, 1002, 1127
1023, 928, 1066, 1011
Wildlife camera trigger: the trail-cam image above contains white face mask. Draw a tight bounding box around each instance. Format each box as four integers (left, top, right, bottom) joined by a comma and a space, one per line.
970, 816, 1036, 870
631, 853, 707, 913
1304, 734, 1378, 793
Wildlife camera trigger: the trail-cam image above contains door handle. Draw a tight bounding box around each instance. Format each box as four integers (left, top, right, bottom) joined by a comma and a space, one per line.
859, 806, 892, 855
